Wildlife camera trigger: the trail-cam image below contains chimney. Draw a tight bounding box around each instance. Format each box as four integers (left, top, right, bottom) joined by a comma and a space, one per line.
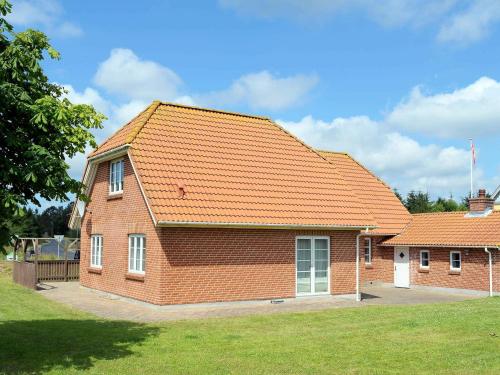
469, 189, 494, 213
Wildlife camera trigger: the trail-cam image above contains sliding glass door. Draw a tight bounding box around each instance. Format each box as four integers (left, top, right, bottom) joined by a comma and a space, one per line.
296, 236, 330, 295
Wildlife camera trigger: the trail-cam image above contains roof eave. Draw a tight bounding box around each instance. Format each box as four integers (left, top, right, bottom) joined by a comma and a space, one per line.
380, 243, 499, 248
156, 221, 377, 230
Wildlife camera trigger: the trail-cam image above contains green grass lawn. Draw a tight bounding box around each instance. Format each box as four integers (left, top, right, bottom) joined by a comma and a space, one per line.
0, 261, 499, 374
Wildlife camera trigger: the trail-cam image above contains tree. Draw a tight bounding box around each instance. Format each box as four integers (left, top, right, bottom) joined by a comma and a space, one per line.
404, 191, 433, 214
0, 1, 105, 249
393, 189, 404, 205
37, 204, 77, 237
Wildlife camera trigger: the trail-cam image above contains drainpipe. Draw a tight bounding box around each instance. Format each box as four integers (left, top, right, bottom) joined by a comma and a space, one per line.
485, 247, 493, 297
356, 228, 369, 302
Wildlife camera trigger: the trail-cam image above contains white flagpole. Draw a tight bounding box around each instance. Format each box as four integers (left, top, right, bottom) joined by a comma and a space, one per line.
470, 139, 473, 198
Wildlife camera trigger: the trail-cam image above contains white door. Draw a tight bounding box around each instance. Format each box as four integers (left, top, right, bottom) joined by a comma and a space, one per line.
394, 246, 410, 288
296, 237, 330, 295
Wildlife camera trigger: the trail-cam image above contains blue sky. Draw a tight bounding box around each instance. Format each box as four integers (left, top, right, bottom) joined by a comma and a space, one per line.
8, 0, 500, 204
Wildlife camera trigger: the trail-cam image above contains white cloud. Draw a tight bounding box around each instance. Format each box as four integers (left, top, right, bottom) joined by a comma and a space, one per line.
221, 0, 500, 45
63, 85, 111, 115
93, 49, 317, 111
55, 21, 83, 38
199, 70, 318, 111
93, 48, 183, 102
278, 115, 477, 196
277, 76, 500, 196
437, 0, 500, 44
386, 76, 500, 138
7, 0, 82, 38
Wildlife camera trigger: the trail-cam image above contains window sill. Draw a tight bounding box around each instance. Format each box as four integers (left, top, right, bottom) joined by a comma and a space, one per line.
448, 270, 461, 275
107, 193, 123, 201
126, 273, 145, 282
418, 268, 429, 273
365, 264, 373, 269
88, 267, 102, 275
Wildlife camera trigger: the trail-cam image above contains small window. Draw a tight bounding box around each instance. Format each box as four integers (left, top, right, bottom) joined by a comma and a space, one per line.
90, 235, 103, 268
364, 238, 372, 264
109, 159, 124, 194
420, 250, 430, 268
450, 251, 461, 271
128, 234, 146, 274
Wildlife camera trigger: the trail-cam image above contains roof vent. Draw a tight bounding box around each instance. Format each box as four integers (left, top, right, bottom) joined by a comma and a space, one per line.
177, 183, 186, 198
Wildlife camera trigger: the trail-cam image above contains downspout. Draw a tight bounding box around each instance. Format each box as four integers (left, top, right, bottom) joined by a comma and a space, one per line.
356, 228, 369, 302
485, 247, 493, 297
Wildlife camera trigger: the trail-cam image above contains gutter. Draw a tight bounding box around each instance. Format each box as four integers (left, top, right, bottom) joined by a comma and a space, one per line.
356, 227, 370, 302
157, 221, 377, 231
485, 247, 494, 297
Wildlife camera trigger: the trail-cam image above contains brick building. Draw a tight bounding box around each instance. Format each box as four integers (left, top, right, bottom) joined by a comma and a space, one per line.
69, 102, 499, 305
70, 102, 378, 305
383, 190, 500, 296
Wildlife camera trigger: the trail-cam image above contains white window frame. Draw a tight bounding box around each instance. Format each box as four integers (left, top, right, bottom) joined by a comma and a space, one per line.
90, 235, 103, 268
450, 251, 461, 271
295, 236, 330, 296
364, 238, 372, 265
419, 250, 430, 269
128, 234, 146, 274
109, 158, 124, 194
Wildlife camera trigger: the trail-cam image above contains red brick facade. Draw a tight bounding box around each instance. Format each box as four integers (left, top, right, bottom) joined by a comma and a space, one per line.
409, 247, 499, 292
80, 156, 360, 305
361, 239, 499, 293
360, 236, 394, 284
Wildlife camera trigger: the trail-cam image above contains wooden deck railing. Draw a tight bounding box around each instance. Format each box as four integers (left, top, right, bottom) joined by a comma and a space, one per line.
36, 260, 80, 281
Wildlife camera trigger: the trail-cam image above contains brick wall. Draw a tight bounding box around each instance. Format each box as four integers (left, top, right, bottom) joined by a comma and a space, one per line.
158, 228, 358, 305
409, 247, 499, 292
80, 154, 167, 304
360, 236, 394, 284
80, 155, 360, 305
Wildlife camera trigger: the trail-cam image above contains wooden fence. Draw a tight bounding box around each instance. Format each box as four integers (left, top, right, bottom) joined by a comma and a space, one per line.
36, 260, 80, 281
12, 260, 80, 289
11, 237, 80, 289
13, 261, 37, 289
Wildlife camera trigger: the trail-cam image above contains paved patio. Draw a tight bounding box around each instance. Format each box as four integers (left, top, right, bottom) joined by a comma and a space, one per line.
37, 282, 480, 322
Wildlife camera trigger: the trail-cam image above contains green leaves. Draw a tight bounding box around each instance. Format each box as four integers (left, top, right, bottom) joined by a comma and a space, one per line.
0, 0, 105, 247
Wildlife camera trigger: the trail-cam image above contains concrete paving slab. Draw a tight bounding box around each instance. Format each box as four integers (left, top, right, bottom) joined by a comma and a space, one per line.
37, 282, 481, 323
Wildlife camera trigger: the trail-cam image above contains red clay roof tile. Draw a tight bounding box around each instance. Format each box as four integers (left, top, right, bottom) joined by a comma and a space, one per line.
318, 151, 411, 235
383, 211, 500, 247
90, 102, 377, 228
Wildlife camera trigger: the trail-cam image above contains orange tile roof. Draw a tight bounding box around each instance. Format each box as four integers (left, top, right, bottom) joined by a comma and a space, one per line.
383, 211, 500, 247
90, 102, 377, 228
318, 151, 411, 235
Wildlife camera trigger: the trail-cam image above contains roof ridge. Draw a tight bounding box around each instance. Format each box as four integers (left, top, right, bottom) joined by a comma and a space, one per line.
412, 211, 468, 216
125, 100, 161, 144
90, 103, 154, 157
316, 149, 349, 156
318, 149, 395, 192
158, 101, 270, 120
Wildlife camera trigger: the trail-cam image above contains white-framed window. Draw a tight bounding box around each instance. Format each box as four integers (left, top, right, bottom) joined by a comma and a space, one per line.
128, 234, 146, 274
90, 235, 103, 268
450, 251, 461, 271
109, 158, 124, 194
420, 250, 430, 268
364, 238, 372, 264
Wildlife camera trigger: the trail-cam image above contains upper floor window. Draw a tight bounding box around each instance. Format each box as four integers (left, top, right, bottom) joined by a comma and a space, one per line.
90, 235, 103, 268
450, 251, 461, 271
109, 159, 124, 194
420, 250, 430, 268
364, 238, 372, 264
